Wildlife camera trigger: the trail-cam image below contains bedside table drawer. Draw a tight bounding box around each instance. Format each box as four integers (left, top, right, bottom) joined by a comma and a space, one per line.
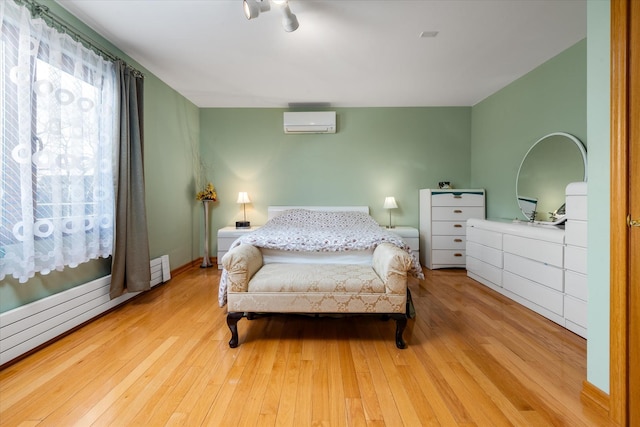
218, 236, 239, 249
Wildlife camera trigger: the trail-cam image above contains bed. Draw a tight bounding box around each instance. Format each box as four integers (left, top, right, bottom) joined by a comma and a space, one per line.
218, 206, 424, 348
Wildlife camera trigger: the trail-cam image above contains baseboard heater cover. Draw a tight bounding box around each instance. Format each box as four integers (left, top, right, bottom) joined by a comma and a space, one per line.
0, 255, 171, 366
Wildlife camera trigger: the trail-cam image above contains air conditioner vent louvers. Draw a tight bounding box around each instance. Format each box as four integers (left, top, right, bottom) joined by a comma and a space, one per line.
283, 111, 336, 134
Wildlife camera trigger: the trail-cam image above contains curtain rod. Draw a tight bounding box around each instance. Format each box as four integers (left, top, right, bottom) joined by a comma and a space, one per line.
15, 0, 144, 78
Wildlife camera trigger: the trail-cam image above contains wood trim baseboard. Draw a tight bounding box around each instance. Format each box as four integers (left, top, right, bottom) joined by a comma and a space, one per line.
170, 257, 218, 278
581, 380, 611, 415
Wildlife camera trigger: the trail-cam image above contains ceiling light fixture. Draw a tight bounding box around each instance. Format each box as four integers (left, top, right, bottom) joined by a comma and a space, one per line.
243, 0, 299, 32
280, 3, 299, 32
243, 0, 270, 20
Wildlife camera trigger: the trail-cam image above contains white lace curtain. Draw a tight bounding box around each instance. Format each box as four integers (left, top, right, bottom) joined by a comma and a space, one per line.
1, 0, 117, 283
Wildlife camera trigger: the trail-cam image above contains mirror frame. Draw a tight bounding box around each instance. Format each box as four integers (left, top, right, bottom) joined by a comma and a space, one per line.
516, 132, 587, 222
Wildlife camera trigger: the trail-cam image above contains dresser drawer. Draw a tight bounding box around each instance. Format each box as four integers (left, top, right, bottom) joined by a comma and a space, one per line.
431, 221, 467, 236
565, 270, 587, 301
467, 241, 503, 268
566, 194, 588, 221
503, 271, 564, 316
565, 245, 587, 274
565, 221, 587, 247
432, 235, 465, 250
432, 249, 465, 265
503, 235, 563, 268
432, 206, 485, 221
564, 295, 587, 328
431, 192, 485, 207
467, 226, 502, 250
467, 256, 502, 287
504, 253, 564, 292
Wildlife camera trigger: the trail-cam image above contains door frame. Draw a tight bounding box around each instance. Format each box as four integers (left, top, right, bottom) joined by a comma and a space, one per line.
610, 0, 637, 425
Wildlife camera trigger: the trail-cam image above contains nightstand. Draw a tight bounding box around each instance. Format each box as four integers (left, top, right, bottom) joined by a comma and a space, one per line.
217, 226, 260, 269
387, 226, 419, 261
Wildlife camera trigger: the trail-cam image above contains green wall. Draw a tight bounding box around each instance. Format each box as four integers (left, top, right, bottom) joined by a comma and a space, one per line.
586, 0, 610, 394
144, 76, 201, 265
470, 39, 587, 220
200, 107, 471, 247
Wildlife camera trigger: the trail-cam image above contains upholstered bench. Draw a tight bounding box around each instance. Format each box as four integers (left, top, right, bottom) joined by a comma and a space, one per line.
221, 242, 414, 349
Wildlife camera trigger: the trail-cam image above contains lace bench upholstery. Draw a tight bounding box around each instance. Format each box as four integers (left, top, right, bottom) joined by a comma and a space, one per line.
221, 242, 413, 349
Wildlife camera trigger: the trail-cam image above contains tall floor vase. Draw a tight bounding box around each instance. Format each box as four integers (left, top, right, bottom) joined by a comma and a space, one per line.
200, 200, 213, 268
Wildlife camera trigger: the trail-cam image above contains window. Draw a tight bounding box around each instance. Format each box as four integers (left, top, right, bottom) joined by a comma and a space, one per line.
1, 1, 117, 283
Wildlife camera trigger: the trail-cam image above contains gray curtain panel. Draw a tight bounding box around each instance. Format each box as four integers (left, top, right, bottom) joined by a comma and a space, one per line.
110, 62, 151, 299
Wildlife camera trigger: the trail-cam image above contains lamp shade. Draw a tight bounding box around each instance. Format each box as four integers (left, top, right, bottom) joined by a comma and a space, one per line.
383, 196, 398, 209
237, 192, 251, 204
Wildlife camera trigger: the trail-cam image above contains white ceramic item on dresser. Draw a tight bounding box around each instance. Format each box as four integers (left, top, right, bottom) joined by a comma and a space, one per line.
563, 182, 588, 338
419, 189, 486, 269
217, 226, 260, 269
465, 181, 588, 338
387, 226, 420, 261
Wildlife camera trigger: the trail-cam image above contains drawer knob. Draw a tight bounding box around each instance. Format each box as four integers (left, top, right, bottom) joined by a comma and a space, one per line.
454, 209, 463, 213
454, 224, 463, 228
453, 195, 462, 198
454, 238, 462, 242
454, 253, 463, 257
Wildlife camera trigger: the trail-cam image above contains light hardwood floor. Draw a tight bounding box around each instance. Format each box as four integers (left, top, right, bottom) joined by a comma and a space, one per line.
0, 266, 613, 426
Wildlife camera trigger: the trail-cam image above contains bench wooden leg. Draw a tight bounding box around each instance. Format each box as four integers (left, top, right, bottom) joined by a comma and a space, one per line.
226, 312, 244, 348
390, 314, 408, 349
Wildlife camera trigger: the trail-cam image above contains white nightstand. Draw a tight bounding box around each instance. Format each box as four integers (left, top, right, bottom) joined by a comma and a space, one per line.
217, 226, 260, 269
387, 226, 419, 261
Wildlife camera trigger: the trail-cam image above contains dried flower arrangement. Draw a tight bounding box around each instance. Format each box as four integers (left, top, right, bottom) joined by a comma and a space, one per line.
196, 182, 217, 201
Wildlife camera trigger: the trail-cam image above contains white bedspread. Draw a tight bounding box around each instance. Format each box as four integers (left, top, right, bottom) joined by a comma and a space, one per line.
218, 209, 424, 307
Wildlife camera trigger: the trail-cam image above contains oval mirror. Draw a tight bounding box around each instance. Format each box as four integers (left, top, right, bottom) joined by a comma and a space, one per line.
516, 132, 587, 222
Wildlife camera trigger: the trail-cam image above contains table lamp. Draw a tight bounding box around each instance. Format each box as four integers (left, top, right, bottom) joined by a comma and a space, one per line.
383, 196, 398, 229
236, 192, 251, 229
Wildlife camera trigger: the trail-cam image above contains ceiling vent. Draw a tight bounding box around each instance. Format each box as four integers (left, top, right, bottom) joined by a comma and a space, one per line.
283, 111, 336, 134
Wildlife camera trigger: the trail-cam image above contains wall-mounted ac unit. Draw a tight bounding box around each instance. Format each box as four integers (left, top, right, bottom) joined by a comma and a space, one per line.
283, 111, 336, 134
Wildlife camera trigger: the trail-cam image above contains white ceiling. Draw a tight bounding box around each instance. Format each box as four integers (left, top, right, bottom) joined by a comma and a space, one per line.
56, 0, 586, 108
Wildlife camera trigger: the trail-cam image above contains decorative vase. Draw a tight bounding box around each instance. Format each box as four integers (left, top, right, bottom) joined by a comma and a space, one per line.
200, 200, 213, 268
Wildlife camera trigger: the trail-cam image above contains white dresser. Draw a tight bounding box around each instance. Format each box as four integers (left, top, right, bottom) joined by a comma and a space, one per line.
217, 226, 260, 269
563, 182, 588, 338
465, 182, 588, 338
419, 189, 485, 269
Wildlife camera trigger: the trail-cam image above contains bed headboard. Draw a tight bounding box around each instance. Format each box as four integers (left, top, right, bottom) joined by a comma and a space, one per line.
267, 206, 369, 220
